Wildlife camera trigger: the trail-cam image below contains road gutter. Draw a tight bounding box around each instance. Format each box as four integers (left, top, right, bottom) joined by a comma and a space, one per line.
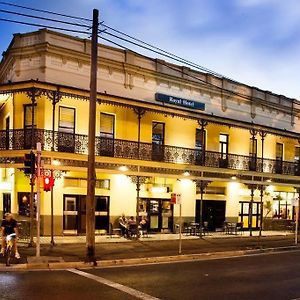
1, 245, 299, 271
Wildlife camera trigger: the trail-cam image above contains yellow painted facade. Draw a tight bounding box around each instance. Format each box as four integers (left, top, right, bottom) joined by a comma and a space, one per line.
0, 30, 300, 236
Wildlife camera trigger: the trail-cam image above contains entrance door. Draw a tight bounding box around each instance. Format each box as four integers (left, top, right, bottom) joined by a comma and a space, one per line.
95, 196, 110, 233
196, 200, 226, 231
63, 195, 110, 234
3, 193, 11, 217
147, 199, 173, 232
239, 201, 261, 230
63, 196, 78, 234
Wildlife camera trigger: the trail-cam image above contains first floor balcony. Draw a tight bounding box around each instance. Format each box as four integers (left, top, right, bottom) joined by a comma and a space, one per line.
0, 128, 299, 176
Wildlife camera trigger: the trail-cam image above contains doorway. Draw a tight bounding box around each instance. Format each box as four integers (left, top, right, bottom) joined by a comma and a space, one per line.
140, 198, 173, 232
2, 193, 11, 217
63, 195, 110, 234
195, 200, 226, 231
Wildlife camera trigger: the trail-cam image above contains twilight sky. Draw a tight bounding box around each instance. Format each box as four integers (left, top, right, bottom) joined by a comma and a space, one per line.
1, 0, 300, 99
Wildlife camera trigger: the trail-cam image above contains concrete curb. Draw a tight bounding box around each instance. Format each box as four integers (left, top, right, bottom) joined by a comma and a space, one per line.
1, 245, 298, 271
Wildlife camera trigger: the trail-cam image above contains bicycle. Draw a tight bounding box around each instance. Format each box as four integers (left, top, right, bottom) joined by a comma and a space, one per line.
4, 233, 17, 266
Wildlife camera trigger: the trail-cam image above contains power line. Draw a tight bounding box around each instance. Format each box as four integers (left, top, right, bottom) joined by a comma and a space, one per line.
0, 1, 91, 22
0, 8, 91, 28
101, 23, 228, 79
101, 30, 220, 76
99, 34, 296, 116
0, 17, 91, 35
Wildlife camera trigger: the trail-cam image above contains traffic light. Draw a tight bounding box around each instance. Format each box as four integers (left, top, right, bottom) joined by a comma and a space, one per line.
24, 151, 35, 175
43, 175, 55, 192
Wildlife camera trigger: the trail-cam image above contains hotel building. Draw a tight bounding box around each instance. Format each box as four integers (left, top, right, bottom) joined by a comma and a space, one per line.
0, 29, 299, 235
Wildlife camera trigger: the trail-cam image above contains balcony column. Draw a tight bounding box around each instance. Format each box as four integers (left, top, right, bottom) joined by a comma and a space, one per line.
259, 185, 266, 237
133, 108, 146, 159
249, 129, 257, 171
197, 119, 208, 165
195, 180, 210, 237
25, 88, 42, 149
259, 130, 267, 173
46, 88, 62, 151
130, 175, 149, 239
248, 184, 256, 237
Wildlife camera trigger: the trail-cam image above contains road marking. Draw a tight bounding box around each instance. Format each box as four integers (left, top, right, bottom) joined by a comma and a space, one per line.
68, 268, 161, 300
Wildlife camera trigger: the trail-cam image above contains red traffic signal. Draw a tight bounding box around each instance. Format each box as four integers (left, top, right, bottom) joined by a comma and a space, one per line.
43, 175, 55, 192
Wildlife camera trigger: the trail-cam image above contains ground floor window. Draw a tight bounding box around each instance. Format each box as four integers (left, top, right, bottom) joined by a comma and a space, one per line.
18, 192, 36, 217
63, 195, 110, 234
139, 198, 173, 233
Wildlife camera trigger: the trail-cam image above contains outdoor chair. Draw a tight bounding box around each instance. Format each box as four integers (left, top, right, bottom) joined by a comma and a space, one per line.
236, 222, 243, 235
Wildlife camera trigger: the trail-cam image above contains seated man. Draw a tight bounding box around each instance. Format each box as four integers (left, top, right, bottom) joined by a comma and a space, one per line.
1, 213, 20, 259
119, 213, 128, 237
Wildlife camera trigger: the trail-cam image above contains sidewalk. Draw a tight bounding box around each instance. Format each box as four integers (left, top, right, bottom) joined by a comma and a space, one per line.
8, 231, 296, 266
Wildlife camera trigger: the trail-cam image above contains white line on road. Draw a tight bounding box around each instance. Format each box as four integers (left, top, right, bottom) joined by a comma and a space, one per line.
68, 268, 161, 300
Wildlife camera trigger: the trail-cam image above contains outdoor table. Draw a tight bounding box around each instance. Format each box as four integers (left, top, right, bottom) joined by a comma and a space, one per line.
190, 222, 200, 236
226, 222, 237, 235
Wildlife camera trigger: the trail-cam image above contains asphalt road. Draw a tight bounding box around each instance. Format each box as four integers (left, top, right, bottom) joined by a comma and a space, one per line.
1, 250, 300, 300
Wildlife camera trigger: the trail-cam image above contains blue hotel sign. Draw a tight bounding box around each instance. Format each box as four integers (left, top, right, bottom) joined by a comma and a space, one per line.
155, 93, 205, 111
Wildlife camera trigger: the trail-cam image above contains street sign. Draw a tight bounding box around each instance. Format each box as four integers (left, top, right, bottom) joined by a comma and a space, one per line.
170, 193, 182, 205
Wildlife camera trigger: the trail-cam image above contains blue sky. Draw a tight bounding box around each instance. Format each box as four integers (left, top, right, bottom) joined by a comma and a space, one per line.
1, 0, 300, 99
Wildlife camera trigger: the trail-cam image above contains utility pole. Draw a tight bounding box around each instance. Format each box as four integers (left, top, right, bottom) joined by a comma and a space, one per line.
86, 8, 99, 263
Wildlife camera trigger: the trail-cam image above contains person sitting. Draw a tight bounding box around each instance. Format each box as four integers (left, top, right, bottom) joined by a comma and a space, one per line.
139, 217, 148, 237
119, 214, 128, 237
1, 213, 20, 259
128, 216, 137, 238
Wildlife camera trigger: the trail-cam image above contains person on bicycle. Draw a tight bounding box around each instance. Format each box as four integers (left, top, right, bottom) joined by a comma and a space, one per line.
1, 213, 20, 259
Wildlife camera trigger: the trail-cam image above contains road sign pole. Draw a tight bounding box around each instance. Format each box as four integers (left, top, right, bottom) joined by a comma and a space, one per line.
36, 142, 41, 257
295, 197, 299, 245
179, 202, 182, 254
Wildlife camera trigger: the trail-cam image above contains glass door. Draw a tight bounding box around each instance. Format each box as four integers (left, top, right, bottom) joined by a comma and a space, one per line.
275, 143, 283, 174
23, 104, 36, 149
152, 122, 165, 161
100, 113, 115, 157
148, 199, 160, 231
219, 134, 229, 168
249, 138, 257, 171
63, 196, 78, 234
195, 128, 206, 165
95, 196, 110, 234
147, 199, 173, 232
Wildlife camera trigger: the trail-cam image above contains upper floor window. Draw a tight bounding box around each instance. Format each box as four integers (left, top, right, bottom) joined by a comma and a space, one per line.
58, 106, 75, 153
24, 104, 37, 129
100, 113, 115, 139
59, 106, 75, 134
219, 134, 228, 159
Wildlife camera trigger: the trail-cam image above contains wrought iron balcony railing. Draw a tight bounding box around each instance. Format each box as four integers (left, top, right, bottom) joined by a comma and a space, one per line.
0, 128, 299, 176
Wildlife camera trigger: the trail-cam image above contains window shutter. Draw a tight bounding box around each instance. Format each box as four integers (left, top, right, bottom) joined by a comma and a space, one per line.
100, 113, 114, 137
59, 107, 75, 133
